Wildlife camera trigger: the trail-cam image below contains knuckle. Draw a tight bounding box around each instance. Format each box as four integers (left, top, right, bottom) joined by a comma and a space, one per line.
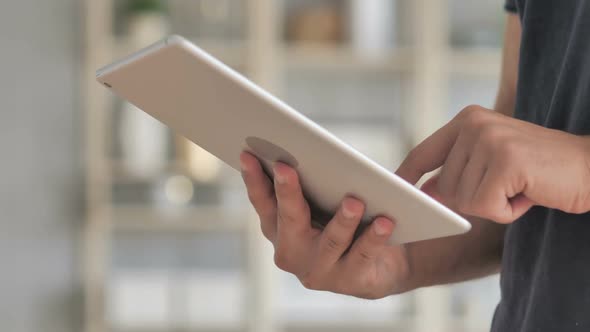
355, 276, 381, 299
260, 223, 273, 240
300, 273, 323, 291
278, 209, 297, 224
356, 246, 374, 263
325, 235, 346, 252
273, 250, 293, 272
458, 104, 485, 121
463, 106, 488, 128
478, 125, 504, 148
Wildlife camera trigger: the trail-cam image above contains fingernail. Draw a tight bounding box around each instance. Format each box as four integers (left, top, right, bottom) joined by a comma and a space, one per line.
273, 164, 286, 184
239, 156, 248, 171
374, 218, 391, 236
342, 204, 356, 219
342, 198, 360, 219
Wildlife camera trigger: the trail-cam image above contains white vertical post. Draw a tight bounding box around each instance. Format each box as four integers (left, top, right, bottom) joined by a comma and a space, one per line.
409, 0, 450, 143
245, 209, 278, 332
408, 0, 453, 330
247, 0, 282, 93
245, 2, 281, 331
82, 0, 114, 331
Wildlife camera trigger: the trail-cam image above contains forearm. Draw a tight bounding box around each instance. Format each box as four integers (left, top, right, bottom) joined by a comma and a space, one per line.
396, 14, 520, 293
398, 77, 511, 291
401, 217, 505, 292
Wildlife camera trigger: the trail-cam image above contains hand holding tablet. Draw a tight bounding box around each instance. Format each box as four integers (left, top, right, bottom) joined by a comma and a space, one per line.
97, 35, 471, 244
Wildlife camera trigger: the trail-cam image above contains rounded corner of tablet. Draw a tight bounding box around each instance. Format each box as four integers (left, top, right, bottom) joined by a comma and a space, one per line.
165, 35, 195, 52
453, 215, 472, 234
165, 35, 189, 46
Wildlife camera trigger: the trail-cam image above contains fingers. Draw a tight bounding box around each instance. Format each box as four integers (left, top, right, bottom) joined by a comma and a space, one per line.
240, 152, 277, 240
273, 162, 311, 233
509, 194, 536, 218
345, 217, 394, 268
273, 161, 314, 270
471, 166, 533, 223
396, 120, 461, 185
438, 133, 470, 201
312, 197, 364, 272
455, 151, 487, 212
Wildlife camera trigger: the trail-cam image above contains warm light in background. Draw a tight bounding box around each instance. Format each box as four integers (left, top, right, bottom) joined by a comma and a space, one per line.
163, 175, 194, 205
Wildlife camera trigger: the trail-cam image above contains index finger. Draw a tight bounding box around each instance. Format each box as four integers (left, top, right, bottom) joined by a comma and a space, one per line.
240, 152, 278, 241
396, 119, 461, 185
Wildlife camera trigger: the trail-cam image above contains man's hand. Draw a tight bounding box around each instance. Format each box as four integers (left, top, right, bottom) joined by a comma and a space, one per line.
397, 105, 590, 223
240, 152, 411, 299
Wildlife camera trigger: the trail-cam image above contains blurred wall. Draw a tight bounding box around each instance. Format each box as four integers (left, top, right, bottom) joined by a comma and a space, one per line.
0, 0, 82, 331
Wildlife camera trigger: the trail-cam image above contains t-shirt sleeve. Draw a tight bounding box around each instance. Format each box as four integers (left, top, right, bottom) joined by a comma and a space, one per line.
505, 0, 518, 13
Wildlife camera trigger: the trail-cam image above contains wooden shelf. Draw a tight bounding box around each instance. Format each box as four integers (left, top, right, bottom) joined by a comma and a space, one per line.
282, 44, 414, 72
111, 205, 249, 233
114, 37, 248, 69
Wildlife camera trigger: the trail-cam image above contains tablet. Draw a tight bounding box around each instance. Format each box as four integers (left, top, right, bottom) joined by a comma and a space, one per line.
96, 35, 471, 244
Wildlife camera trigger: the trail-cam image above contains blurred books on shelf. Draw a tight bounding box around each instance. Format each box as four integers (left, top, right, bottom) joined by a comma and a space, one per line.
284, 0, 398, 59
286, 3, 344, 45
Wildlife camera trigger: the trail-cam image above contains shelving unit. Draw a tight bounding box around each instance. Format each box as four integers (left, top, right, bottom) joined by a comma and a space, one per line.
83, 1, 504, 332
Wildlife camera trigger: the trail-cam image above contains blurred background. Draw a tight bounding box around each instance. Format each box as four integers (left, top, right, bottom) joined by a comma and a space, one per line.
0, 0, 507, 331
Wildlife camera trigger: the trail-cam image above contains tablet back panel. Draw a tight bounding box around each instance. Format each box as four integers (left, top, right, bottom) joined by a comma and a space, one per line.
97, 35, 470, 244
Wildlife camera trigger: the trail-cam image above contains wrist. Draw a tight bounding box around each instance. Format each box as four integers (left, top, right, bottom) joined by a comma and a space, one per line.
392, 243, 430, 294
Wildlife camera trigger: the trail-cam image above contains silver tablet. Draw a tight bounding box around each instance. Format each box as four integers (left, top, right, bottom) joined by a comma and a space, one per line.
97, 35, 470, 244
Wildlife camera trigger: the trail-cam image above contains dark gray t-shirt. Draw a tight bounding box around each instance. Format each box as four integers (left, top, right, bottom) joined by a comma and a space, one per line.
492, 1, 590, 331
